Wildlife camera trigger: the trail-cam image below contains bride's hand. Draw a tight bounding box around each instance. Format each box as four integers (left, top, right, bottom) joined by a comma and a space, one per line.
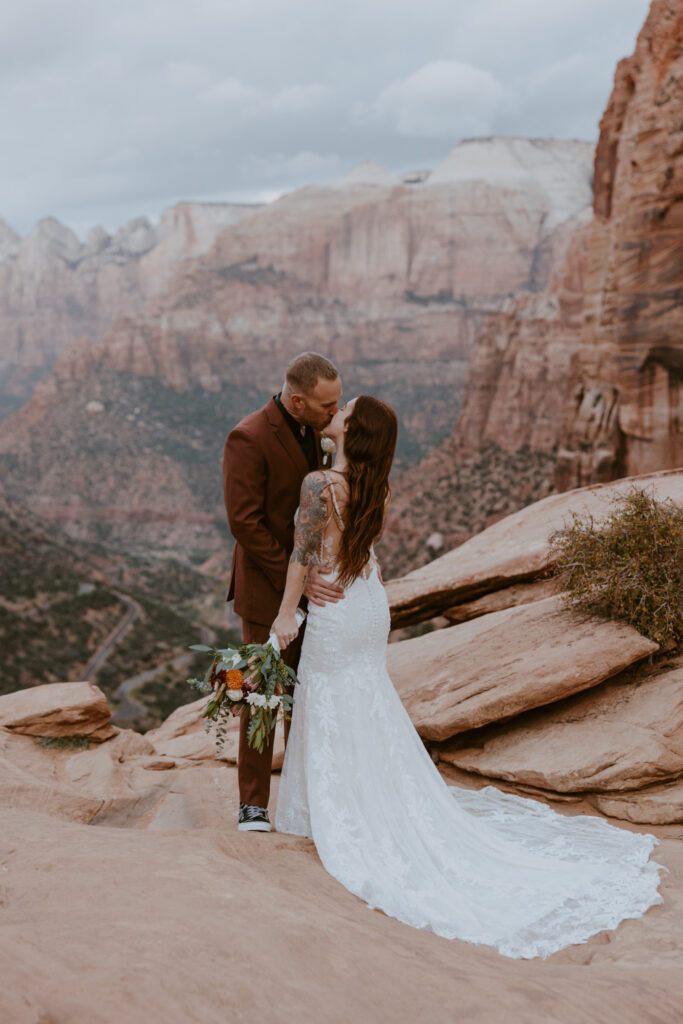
271, 610, 300, 650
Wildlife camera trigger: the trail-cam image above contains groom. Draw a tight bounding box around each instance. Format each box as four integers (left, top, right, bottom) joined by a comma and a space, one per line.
223, 352, 344, 832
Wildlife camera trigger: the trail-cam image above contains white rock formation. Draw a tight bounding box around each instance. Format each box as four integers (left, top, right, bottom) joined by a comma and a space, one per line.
427, 137, 594, 233
335, 160, 397, 187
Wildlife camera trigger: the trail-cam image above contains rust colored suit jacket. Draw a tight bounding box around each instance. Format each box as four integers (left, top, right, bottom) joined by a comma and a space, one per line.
223, 398, 323, 626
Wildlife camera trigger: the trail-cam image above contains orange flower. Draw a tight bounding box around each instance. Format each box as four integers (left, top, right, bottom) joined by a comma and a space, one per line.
226, 669, 244, 689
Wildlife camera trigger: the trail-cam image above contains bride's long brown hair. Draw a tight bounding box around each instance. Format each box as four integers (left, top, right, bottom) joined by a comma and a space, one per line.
335, 395, 398, 588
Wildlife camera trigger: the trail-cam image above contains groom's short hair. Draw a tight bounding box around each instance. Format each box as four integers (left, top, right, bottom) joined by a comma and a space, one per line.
285, 352, 339, 395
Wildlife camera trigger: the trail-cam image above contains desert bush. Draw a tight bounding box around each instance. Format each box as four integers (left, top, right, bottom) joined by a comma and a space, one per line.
34, 735, 91, 750
549, 487, 683, 649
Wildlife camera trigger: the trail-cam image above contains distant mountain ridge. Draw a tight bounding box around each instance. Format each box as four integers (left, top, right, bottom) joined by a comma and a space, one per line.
0, 201, 263, 415
0, 136, 593, 411
0, 137, 595, 563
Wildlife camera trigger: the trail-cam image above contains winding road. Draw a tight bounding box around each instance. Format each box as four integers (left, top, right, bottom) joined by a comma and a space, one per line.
83, 593, 141, 680
111, 624, 213, 725
82, 588, 212, 725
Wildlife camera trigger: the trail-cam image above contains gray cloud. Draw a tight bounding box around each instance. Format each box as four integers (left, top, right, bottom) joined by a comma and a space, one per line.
1, 0, 650, 236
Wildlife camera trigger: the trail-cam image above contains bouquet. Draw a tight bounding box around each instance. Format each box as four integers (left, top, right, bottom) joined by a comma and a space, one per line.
186, 612, 304, 755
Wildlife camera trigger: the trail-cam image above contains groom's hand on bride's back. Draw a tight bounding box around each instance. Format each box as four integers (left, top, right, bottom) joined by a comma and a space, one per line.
303, 565, 344, 606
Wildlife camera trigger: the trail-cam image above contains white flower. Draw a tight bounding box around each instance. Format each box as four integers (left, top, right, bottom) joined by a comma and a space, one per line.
227, 689, 243, 701
320, 436, 336, 454
266, 695, 281, 710
246, 692, 267, 707
216, 652, 239, 670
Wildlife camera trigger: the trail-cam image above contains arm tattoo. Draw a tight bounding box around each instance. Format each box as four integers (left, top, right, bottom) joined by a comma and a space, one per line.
290, 475, 329, 568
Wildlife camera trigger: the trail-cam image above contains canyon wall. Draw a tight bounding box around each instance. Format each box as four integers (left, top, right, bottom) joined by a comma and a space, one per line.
380, 203, 591, 575
386, 0, 683, 575
0, 202, 262, 415
556, 0, 683, 487
453, 213, 590, 459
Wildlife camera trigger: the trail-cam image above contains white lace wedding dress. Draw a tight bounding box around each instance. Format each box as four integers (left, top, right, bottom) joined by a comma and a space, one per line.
275, 480, 664, 960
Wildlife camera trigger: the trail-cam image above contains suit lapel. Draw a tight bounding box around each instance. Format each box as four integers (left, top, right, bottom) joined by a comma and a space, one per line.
265, 398, 310, 477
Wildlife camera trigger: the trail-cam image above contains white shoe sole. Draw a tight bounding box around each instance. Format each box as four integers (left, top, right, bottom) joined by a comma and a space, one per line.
238, 821, 271, 832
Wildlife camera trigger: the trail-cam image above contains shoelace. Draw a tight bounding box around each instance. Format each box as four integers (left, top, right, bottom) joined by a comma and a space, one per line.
240, 804, 269, 821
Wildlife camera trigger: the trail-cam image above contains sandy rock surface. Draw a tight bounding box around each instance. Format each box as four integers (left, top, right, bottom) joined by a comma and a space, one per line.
0, 679, 682, 1021
1, 758, 682, 1024
386, 468, 683, 626
0, 728, 104, 823
0, 680, 115, 739
443, 657, 683, 799
388, 595, 657, 741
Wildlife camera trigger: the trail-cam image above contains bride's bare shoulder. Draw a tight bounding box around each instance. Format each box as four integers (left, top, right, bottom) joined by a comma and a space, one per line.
300, 470, 331, 496
299, 471, 334, 511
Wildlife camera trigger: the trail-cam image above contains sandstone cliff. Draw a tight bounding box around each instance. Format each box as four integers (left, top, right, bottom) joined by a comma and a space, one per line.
556, 0, 683, 486
380, 211, 591, 573
0, 202, 262, 415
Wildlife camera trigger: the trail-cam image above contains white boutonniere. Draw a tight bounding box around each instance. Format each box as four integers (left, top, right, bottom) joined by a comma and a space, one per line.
320, 435, 336, 466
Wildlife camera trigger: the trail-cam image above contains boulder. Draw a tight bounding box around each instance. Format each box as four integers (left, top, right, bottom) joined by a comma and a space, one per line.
145, 697, 226, 761
444, 657, 683, 796
593, 779, 683, 826
0, 728, 105, 822
0, 723, 166, 825
0, 681, 115, 739
444, 578, 559, 624
386, 469, 683, 626
60, 731, 166, 822
388, 595, 658, 741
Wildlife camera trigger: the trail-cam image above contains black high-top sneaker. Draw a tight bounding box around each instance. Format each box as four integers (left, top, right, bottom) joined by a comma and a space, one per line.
238, 802, 271, 832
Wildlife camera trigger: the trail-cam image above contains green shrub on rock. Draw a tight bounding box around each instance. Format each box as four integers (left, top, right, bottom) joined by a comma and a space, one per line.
549, 487, 683, 650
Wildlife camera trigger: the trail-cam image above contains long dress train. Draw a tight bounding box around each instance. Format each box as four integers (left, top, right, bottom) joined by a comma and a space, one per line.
275, 493, 663, 960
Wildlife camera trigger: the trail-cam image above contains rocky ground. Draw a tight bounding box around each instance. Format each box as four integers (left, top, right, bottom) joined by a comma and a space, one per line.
1, 691, 682, 1024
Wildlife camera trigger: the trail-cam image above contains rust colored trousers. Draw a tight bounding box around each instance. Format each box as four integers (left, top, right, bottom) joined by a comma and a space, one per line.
238, 618, 303, 808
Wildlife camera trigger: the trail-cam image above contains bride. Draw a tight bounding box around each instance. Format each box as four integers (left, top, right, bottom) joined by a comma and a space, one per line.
270, 394, 664, 960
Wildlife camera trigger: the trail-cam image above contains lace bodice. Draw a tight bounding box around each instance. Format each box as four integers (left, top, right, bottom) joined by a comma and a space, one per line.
312, 470, 377, 581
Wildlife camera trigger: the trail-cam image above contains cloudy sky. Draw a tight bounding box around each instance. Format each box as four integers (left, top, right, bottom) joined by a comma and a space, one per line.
3, 0, 651, 237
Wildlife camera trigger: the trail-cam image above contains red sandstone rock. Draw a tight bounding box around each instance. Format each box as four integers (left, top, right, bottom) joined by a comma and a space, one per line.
453, 216, 591, 460
593, 779, 683, 825
388, 595, 657, 741
1, 797, 682, 1023
386, 468, 683, 626
556, 0, 683, 487
0, 681, 114, 739
444, 657, 683, 801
